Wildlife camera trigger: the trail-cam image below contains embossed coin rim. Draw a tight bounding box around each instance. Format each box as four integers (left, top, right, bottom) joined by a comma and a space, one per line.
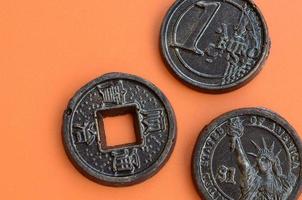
63, 72, 177, 186
160, 0, 270, 93
192, 107, 302, 199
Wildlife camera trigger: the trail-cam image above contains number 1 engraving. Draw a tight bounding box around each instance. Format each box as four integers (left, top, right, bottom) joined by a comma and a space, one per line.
174, 1, 221, 55
217, 165, 236, 184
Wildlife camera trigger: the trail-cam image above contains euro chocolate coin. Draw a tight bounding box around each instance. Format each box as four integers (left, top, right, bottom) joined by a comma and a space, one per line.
161, 0, 270, 92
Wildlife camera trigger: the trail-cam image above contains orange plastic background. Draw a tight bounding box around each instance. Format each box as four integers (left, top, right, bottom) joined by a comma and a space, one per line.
0, 0, 301, 199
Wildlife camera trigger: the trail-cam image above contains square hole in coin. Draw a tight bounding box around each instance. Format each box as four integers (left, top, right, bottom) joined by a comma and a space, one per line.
96, 105, 142, 150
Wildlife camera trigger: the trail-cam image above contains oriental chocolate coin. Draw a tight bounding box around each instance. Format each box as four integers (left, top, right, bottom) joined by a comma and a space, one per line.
161, 0, 270, 93
192, 108, 302, 199
63, 72, 176, 186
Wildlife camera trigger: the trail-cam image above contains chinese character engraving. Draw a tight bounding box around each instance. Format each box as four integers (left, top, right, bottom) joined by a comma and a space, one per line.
112, 148, 140, 174
97, 81, 126, 105
140, 109, 166, 135
73, 122, 97, 145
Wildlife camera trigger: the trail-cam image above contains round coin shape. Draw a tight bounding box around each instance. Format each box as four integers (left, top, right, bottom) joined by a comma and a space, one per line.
192, 108, 302, 199
161, 0, 270, 93
63, 72, 176, 186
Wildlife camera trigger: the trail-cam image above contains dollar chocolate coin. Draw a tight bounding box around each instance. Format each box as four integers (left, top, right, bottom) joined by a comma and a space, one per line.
63, 72, 176, 186
192, 108, 302, 199
161, 0, 270, 93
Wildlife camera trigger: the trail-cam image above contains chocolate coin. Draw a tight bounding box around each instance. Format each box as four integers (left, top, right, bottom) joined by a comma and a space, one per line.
63, 72, 176, 186
192, 108, 302, 199
161, 0, 270, 92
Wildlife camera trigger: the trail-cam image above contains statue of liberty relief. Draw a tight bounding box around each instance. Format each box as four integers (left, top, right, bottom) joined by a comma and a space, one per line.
227, 118, 297, 200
